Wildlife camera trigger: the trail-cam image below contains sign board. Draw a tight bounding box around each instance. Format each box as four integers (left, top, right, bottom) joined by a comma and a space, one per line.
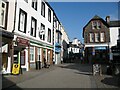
17, 37, 29, 46
12, 64, 20, 75
40, 30, 45, 35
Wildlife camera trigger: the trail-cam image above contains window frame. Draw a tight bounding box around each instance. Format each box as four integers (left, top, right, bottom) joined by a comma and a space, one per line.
48, 8, 51, 22
30, 17, 37, 37
32, 0, 37, 10
18, 9, 27, 33
100, 32, 105, 42
89, 33, 94, 42
95, 33, 100, 42
41, 1, 45, 17
0, 1, 7, 28
48, 28, 51, 43
30, 47, 35, 62
40, 23, 45, 40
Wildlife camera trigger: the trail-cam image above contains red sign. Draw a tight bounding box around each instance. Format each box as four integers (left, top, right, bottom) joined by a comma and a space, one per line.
17, 37, 29, 46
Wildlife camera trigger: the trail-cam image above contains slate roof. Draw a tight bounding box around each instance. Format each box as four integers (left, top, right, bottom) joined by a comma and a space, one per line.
109, 21, 120, 27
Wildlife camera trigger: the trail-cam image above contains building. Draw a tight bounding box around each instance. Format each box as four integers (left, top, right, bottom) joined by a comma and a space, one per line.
1, 0, 65, 74
61, 25, 70, 63
1, 0, 15, 74
83, 15, 120, 64
53, 14, 62, 64
83, 15, 110, 64
67, 38, 83, 63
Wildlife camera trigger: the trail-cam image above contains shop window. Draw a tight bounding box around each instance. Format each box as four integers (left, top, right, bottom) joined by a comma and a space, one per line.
30, 47, 34, 62
100, 33, 105, 42
20, 50, 25, 65
31, 17, 37, 37
0, 1, 7, 28
48, 28, 51, 43
32, 0, 37, 10
89, 33, 94, 42
41, 1, 45, 17
40, 23, 45, 40
18, 9, 27, 33
48, 8, 51, 22
37, 48, 41, 61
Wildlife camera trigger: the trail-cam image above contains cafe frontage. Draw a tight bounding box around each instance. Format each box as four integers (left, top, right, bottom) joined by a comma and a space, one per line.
85, 46, 109, 64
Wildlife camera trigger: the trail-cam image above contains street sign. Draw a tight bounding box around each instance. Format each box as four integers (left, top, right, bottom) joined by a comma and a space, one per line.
12, 64, 20, 75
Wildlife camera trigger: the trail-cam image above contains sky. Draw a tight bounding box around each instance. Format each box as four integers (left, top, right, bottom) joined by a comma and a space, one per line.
49, 2, 119, 43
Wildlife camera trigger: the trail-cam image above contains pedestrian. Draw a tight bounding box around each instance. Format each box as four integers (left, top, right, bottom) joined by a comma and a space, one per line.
44, 57, 47, 68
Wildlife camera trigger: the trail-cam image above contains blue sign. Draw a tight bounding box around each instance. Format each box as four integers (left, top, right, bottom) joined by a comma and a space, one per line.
95, 47, 106, 50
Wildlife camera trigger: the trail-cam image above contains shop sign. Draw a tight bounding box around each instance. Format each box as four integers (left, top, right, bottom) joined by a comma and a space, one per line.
17, 37, 29, 46
95, 46, 106, 50
12, 64, 20, 75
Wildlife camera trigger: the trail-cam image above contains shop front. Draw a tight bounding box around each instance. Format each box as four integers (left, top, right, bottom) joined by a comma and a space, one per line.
29, 40, 53, 70
1, 29, 14, 74
85, 46, 109, 64
13, 37, 29, 72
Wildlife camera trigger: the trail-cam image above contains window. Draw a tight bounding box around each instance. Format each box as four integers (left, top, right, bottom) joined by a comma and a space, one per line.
30, 47, 34, 62
48, 8, 51, 22
31, 17, 37, 37
89, 33, 94, 42
41, 2, 45, 17
97, 22, 101, 29
18, 9, 27, 33
40, 23, 45, 40
95, 33, 99, 42
48, 28, 51, 43
92, 21, 97, 29
37, 48, 41, 61
32, 0, 37, 10
0, 1, 7, 27
100, 33, 105, 42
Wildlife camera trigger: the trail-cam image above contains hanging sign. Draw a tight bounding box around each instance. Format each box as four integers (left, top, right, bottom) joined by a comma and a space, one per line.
12, 64, 20, 75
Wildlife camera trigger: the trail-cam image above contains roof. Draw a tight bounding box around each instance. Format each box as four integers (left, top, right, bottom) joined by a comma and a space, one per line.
109, 20, 120, 27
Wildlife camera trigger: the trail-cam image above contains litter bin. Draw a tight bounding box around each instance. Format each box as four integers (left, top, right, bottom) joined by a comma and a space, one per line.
36, 61, 41, 70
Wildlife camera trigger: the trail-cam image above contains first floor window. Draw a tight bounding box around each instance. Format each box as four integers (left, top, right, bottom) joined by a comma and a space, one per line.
48, 28, 51, 43
89, 33, 94, 42
40, 23, 45, 40
0, 1, 7, 27
31, 17, 37, 37
95, 33, 99, 42
30, 47, 34, 62
100, 33, 105, 42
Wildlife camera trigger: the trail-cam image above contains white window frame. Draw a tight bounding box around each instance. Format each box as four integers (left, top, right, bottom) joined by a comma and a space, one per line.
95, 33, 99, 42
31, 17, 36, 37
19, 9, 27, 33
92, 21, 97, 29
32, 0, 37, 10
0, 1, 6, 27
97, 22, 101, 29
41, 1, 45, 17
48, 28, 51, 43
40, 23, 45, 40
48, 8, 51, 22
37, 48, 41, 61
30, 47, 35, 62
89, 33, 94, 42
100, 33, 105, 42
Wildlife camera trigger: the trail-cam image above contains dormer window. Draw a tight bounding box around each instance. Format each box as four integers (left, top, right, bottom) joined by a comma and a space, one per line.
92, 21, 101, 29
92, 21, 97, 29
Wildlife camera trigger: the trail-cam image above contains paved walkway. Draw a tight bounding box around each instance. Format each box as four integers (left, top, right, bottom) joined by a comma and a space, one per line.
2, 63, 120, 89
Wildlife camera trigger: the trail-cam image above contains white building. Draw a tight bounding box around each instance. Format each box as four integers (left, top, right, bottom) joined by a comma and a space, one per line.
53, 14, 62, 64
13, 0, 55, 71
61, 24, 70, 62
1, 0, 15, 74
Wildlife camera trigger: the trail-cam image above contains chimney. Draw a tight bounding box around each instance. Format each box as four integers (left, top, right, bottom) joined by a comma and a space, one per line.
106, 16, 110, 23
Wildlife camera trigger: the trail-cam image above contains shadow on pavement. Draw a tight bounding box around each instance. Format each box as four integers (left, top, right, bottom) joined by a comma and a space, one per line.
101, 76, 120, 88
2, 75, 22, 90
59, 63, 93, 74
